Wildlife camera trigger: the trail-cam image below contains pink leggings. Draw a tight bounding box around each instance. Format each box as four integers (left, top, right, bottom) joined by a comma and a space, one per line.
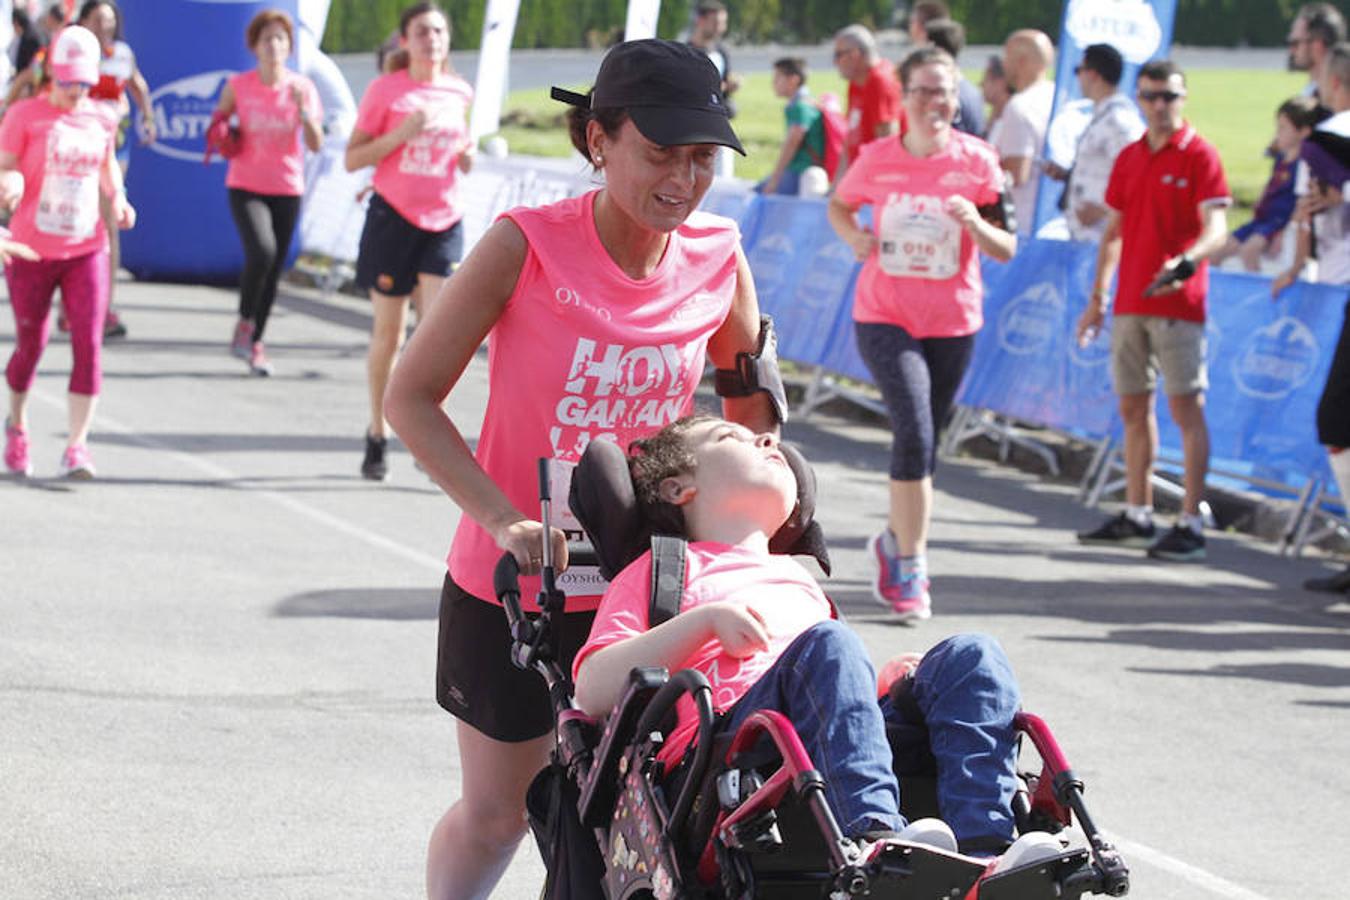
5, 249, 109, 397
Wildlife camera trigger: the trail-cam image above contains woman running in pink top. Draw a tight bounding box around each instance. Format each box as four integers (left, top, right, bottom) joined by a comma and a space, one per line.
345, 2, 474, 481
211, 9, 323, 376
76, 0, 153, 341
0, 25, 136, 479
828, 47, 1016, 621
384, 39, 781, 900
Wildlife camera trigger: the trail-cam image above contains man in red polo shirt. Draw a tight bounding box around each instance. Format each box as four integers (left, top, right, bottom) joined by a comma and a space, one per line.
832, 23, 904, 181
1075, 60, 1231, 562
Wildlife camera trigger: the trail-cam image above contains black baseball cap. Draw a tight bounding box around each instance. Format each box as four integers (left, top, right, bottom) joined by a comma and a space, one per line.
1079, 43, 1124, 86
552, 39, 745, 155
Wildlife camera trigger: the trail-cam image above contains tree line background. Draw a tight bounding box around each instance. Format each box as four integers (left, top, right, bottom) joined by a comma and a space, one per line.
322, 0, 1350, 54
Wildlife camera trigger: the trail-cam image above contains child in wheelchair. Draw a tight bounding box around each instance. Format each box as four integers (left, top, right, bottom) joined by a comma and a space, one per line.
573, 414, 1073, 873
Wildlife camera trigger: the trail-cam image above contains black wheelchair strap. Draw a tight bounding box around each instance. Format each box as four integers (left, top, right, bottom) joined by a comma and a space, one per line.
648, 535, 687, 627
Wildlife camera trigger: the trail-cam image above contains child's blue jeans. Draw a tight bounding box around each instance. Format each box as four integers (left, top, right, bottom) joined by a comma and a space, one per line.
715, 620, 1021, 851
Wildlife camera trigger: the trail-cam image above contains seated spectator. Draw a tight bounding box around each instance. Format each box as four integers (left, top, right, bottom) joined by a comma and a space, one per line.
1214, 96, 1325, 271
995, 30, 1056, 235
758, 57, 824, 196
923, 17, 985, 137
573, 415, 1044, 861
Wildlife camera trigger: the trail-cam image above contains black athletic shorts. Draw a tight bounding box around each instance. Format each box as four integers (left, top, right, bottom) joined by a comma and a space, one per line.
436, 572, 597, 743
355, 192, 464, 298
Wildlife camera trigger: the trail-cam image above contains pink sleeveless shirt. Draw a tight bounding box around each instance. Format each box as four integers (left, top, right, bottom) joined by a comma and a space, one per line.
446, 191, 741, 610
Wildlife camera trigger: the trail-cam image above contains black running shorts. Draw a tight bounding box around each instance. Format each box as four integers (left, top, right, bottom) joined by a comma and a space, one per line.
436, 573, 597, 743
355, 192, 464, 298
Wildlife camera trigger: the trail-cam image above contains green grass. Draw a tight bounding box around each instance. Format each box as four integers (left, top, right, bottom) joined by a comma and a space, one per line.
496, 68, 1308, 229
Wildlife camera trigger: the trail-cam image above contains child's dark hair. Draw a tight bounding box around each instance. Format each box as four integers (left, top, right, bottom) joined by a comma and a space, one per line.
566, 91, 630, 165
627, 415, 717, 536
773, 57, 807, 84
1277, 94, 1329, 131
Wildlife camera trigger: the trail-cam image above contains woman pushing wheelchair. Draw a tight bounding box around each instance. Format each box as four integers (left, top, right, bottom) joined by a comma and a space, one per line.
384, 39, 785, 900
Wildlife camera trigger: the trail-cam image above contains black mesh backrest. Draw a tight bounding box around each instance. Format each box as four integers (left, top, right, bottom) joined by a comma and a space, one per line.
568, 437, 831, 579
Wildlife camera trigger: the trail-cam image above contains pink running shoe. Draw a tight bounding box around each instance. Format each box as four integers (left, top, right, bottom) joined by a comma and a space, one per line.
891, 574, 932, 622
231, 319, 254, 359
4, 418, 33, 477
248, 341, 273, 377
59, 444, 96, 480
867, 529, 933, 621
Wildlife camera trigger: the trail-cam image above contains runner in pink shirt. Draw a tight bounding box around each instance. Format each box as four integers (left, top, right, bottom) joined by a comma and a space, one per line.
210, 9, 323, 376
345, 2, 475, 481
0, 25, 135, 480
75, 0, 155, 341
382, 39, 782, 900
828, 47, 1015, 621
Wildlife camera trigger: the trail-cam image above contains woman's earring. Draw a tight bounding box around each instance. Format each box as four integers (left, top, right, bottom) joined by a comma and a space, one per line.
594, 153, 604, 165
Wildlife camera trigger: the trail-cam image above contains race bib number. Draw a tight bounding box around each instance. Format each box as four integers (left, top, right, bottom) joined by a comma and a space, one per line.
545, 457, 610, 596
877, 193, 961, 280
35, 173, 99, 240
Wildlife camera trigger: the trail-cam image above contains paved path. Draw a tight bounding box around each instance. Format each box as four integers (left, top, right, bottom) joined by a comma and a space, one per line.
3, 278, 1347, 898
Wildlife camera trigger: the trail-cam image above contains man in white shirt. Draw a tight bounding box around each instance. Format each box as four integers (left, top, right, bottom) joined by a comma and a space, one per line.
995, 30, 1056, 235
1047, 43, 1144, 243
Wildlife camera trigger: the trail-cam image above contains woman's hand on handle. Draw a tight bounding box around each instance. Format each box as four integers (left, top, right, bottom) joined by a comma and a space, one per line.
494, 518, 569, 576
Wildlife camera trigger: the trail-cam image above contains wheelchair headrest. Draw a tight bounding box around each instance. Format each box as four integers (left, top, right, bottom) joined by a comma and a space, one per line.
569, 437, 831, 580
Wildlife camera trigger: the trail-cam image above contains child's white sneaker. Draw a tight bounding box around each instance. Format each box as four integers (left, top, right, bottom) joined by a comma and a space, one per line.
895, 817, 958, 852
992, 831, 1067, 874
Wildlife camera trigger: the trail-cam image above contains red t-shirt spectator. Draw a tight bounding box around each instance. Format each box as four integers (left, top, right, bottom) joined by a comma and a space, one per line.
1105, 123, 1230, 323
846, 60, 905, 160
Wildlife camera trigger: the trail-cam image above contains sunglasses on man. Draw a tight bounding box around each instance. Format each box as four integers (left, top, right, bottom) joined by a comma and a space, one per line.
1137, 89, 1185, 104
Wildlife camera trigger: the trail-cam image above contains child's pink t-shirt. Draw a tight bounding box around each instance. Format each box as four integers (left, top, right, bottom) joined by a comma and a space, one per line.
574, 542, 834, 761
835, 132, 1005, 338
226, 69, 322, 197
0, 96, 113, 260
445, 191, 741, 610
354, 69, 472, 232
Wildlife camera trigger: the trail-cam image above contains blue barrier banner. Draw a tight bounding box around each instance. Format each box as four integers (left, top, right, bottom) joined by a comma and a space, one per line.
741, 195, 859, 365
121, 0, 300, 282
1155, 274, 1346, 491
1032, 0, 1176, 234
958, 239, 1118, 437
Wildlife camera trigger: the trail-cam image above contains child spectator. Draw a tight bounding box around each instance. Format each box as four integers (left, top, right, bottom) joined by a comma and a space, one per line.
1216, 96, 1326, 272
759, 57, 824, 196
573, 415, 1054, 864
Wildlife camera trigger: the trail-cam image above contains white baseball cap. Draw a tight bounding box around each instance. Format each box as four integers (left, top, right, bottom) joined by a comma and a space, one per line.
49, 26, 101, 86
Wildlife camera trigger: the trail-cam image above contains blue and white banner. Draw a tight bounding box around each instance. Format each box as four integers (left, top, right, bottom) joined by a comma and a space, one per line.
1032, 0, 1177, 235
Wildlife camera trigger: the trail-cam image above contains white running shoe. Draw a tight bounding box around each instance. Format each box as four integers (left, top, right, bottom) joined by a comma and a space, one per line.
895, 817, 958, 852
992, 831, 1066, 874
